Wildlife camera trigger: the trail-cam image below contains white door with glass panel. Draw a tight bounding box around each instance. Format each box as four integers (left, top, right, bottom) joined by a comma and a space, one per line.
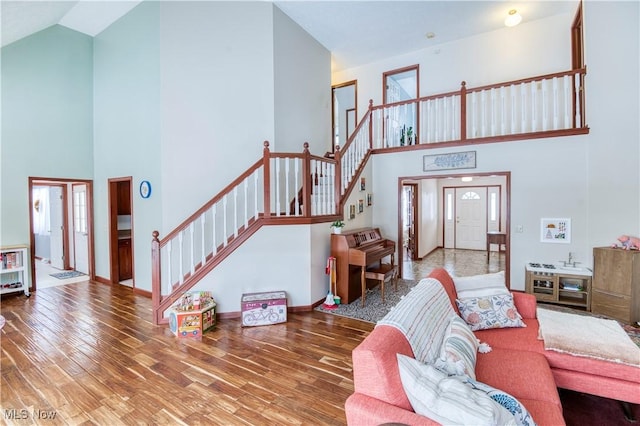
73, 184, 89, 274
455, 188, 487, 250
49, 186, 64, 269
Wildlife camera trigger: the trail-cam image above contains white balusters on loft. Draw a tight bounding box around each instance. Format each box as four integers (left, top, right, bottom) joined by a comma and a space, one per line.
338, 114, 370, 197
362, 69, 586, 150
270, 156, 303, 216
310, 158, 336, 216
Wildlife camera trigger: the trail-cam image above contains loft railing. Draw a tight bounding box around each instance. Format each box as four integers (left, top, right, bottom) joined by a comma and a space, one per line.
369, 68, 587, 148
151, 68, 588, 324
151, 142, 338, 324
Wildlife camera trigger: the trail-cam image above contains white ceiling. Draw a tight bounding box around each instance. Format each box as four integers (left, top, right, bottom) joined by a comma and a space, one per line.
1, 0, 578, 71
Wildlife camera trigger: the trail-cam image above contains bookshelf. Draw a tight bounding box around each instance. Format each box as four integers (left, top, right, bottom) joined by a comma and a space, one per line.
1, 246, 30, 297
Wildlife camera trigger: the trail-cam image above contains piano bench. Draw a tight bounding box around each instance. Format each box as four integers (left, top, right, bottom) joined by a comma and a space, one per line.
364, 264, 398, 307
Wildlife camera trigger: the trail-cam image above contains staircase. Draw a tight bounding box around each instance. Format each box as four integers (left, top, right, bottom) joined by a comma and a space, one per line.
151, 67, 588, 324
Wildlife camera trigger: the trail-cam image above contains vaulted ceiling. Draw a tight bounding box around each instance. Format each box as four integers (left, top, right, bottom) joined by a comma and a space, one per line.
1, 1, 578, 72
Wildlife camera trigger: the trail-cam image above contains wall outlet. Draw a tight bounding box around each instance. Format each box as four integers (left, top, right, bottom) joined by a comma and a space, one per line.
516, 225, 524, 233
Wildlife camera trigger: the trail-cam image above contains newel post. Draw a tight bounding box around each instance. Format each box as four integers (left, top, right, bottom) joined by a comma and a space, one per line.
334, 144, 342, 213
368, 99, 374, 149
262, 141, 271, 218
302, 142, 312, 217
151, 230, 161, 325
460, 81, 467, 141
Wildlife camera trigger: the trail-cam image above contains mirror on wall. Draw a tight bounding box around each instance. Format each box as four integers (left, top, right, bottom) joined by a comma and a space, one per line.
332, 80, 357, 152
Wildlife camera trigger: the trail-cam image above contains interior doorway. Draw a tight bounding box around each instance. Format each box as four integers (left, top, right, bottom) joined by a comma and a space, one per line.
402, 183, 418, 261
398, 172, 510, 285
28, 177, 95, 291
108, 177, 134, 287
331, 80, 357, 152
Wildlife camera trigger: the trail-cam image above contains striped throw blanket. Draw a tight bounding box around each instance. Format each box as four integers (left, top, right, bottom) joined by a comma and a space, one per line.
378, 278, 457, 364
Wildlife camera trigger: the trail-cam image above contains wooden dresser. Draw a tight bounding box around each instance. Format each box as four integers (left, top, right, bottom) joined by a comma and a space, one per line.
592, 247, 640, 324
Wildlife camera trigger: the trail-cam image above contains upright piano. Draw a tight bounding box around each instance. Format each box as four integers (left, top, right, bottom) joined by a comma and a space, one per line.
331, 227, 396, 304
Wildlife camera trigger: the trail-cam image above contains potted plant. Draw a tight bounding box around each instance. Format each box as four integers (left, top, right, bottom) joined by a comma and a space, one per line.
330, 220, 345, 234
406, 126, 414, 144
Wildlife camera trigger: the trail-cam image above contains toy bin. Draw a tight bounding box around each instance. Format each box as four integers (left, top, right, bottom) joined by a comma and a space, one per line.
241, 291, 287, 327
169, 300, 216, 339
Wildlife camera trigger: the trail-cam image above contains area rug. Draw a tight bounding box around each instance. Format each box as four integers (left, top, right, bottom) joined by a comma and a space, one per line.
315, 279, 419, 323
537, 307, 640, 366
50, 271, 85, 280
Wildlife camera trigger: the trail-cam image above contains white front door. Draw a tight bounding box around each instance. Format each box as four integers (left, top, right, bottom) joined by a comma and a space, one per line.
73, 184, 89, 274
455, 187, 487, 250
49, 186, 64, 269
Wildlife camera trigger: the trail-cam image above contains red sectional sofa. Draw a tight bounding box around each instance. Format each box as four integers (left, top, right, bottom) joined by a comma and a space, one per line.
345, 268, 640, 425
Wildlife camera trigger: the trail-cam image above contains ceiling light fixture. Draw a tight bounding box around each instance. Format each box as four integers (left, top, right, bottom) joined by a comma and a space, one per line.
425, 32, 436, 39
461, 177, 473, 182
504, 9, 522, 27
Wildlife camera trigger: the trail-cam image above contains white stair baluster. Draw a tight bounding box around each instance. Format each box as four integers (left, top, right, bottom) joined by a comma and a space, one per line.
222, 195, 228, 247
471, 92, 477, 138
201, 213, 206, 266
254, 171, 259, 218
212, 204, 217, 254
233, 187, 238, 238
285, 158, 290, 216
574, 74, 582, 127
563, 75, 571, 129
531, 81, 537, 132
243, 179, 248, 229
178, 232, 184, 285
521, 83, 527, 132
189, 223, 195, 276
510, 84, 516, 134
500, 86, 506, 135
542, 79, 548, 131
275, 159, 281, 216
166, 241, 172, 293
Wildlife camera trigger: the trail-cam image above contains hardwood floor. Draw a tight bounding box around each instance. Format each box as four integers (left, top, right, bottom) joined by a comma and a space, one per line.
1, 281, 373, 425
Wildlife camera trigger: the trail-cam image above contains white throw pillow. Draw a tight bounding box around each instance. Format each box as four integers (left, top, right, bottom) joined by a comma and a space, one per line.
454, 271, 509, 299
434, 315, 479, 379
397, 354, 517, 426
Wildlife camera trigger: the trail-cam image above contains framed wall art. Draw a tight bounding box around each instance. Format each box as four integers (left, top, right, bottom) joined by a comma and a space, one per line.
540, 218, 571, 243
423, 151, 476, 171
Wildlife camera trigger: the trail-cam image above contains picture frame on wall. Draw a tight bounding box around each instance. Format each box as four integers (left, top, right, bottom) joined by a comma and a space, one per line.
540, 218, 571, 243
349, 204, 356, 219
358, 199, 364, 213
423, 151, 476, 171
360, 177, 366, 191
367, 193, 372, 206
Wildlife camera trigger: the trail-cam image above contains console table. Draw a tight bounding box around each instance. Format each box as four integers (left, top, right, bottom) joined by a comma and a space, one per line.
486, 232, 506, 262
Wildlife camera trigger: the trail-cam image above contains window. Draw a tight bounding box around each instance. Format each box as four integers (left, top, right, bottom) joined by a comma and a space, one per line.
461, 191, 480, 200
74, 190, 87, 233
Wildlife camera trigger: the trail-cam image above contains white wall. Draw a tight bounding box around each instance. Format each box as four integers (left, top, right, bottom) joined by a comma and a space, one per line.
1, 26, 93, 247
273, 6, 332, 155
419, 179, 439, 257
584, 1, 640, 245
337, 4, 639, 290
93, 2, 161, 287
333, 14, 573, 118
160, 2, 276, 229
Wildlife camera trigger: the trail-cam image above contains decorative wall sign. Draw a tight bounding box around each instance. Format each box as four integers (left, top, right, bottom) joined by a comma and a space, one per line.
540, 218, 571, 243
423, 151, 476, 171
